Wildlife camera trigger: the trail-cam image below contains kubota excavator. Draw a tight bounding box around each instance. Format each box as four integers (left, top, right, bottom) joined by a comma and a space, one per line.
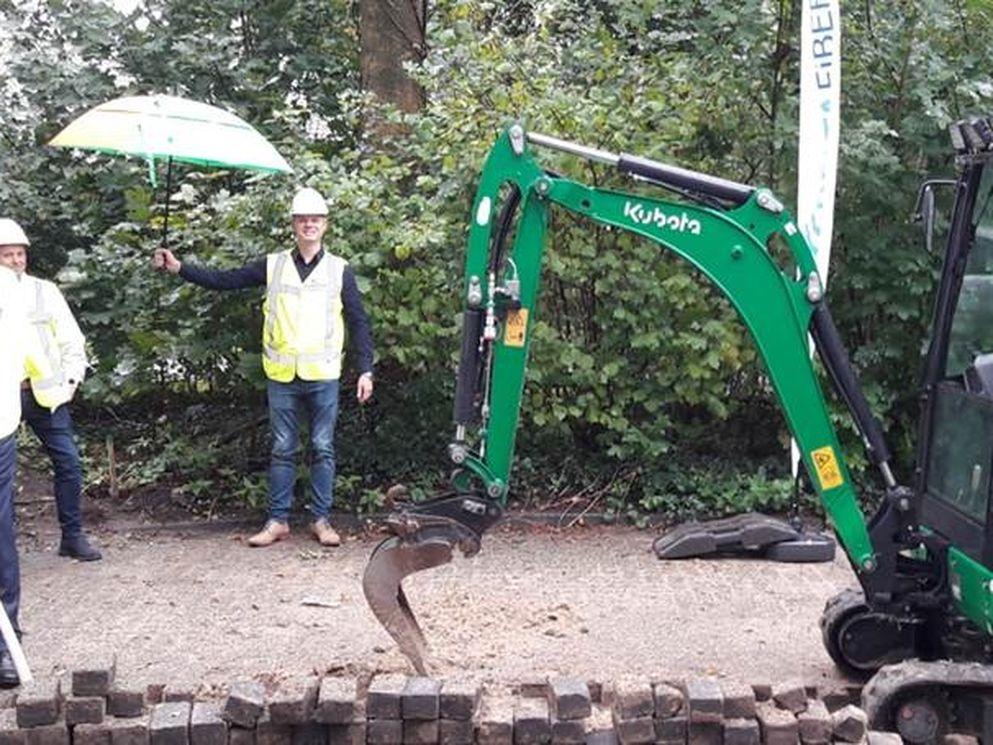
363, 119, 993, 741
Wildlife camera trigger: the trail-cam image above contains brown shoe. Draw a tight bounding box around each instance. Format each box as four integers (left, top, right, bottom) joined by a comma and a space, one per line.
311, 518, 341, 547
247, 520, 290, 547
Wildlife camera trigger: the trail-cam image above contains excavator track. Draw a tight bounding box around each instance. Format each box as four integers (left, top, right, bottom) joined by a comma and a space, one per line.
864, 660, 993, 743
820, 588, 922, 678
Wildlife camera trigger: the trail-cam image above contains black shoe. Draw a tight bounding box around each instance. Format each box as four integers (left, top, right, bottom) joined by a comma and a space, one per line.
58, 533, 102, 561
0, 650, 19, 689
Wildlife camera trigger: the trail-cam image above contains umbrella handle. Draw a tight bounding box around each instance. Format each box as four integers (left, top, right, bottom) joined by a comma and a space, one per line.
161, 156, 173, 248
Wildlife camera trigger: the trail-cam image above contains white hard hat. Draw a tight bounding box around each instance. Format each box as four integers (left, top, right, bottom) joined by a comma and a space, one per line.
291, 187, 328, 217
0, 219, 29, 246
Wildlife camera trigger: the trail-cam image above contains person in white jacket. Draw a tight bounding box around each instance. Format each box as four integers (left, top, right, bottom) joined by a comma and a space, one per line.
0, 219, 100, 562
0, 264, 39, 687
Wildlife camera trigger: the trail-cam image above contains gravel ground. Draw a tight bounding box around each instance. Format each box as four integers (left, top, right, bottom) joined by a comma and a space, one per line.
16, 510, 859, 693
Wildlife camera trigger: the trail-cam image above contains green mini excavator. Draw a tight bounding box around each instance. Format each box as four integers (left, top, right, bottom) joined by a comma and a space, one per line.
363, 119, 993, 741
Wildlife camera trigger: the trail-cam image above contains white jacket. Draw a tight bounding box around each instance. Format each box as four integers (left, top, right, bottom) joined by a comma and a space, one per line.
0, 268, 29, 438
20, 273, 87, 409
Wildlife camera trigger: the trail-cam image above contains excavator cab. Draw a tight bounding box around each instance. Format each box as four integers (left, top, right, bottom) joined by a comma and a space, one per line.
918, 132, 993, 570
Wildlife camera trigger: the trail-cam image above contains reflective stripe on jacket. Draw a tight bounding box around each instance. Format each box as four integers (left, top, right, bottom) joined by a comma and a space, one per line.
23, 275, 87, 411
262, 250, 347, 382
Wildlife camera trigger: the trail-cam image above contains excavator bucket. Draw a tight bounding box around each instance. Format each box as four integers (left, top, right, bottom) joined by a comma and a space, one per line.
362, 534, 456, 675
362, 493, 498, 674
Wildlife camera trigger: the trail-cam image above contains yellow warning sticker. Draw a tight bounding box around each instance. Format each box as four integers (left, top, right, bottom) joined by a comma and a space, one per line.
811, 445, 844, 490
504, 308, 529, 348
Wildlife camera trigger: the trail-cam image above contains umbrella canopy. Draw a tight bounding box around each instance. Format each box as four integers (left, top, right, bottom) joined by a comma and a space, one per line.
49, 94, 292, 175
49, 94, 292, 247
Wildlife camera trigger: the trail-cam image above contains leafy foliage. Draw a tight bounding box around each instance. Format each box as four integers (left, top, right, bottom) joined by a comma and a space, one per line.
3, 0, 992, 519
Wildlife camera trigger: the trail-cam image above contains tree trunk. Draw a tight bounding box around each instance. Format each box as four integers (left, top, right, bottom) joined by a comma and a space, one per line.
359, 0, 427, 119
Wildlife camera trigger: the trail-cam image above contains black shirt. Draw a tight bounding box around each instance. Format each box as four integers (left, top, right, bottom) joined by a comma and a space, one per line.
178, 248, 374, 375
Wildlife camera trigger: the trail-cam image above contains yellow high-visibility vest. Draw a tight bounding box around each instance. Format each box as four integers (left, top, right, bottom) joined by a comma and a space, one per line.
23, 275, 86, 411
262, 250, 347, 382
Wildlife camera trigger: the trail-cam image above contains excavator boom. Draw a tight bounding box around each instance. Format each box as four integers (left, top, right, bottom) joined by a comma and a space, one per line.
363, 120, 993, 709
364, 124, 888, 669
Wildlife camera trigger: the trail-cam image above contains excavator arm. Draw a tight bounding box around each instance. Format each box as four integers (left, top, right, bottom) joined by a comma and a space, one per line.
363, 125, 919, 674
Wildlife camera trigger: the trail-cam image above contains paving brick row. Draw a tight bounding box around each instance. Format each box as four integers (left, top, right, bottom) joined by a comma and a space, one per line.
23, 722, 67, 745
513, 697, 550, 745
403, 718, 439, 744
831, 704, 868, 744
74, 723, 111, 745
613, 715, 653, 745
326, 723, 364, 745
771, 683, 807, 716
254, 713, 291, 745
66, 697, 105, 726
689, 720, 722, 745
0, 708, 23, 745
756, 702, 798, 745
654, 715, 687, 744
720, 683, 755, 721
685, 680, 722, 724
608, 683, 652, 722
107, 715, 152, 745
108, 689, 146, 720
367, 677, 406, 721
475, 694, 514, 745
722, 717, 760, 745
549, 718, 584, 745
314, 679, 358, 725
269, 678, 319, 725
653, 684, 685, 720
402, 678, 441, 721
149, 702, 190, 745
439, 719, 474, 745
365, 719, 401, 745
545, 679, 589, 723
439, 682, 479, 722
222, 684, 265, 729
289, 723, 326, 745
796, 699, 831, 745
227, 728, 253, 745
190, 702, 227, 745
72, 660, 117, 698
15, 679, 63, 728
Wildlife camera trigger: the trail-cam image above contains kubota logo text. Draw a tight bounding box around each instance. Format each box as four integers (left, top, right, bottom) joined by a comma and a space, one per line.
623, 201, 702, 235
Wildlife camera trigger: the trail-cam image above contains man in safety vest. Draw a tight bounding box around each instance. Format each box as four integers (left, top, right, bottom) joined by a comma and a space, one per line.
0, 219, 102, 562
153, 187, 374, 548
0, 264, 42, 687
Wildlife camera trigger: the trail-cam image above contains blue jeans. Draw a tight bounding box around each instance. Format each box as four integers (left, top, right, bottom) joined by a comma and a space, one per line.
267, 379, 340, 522
0, 432, 19, 651
21, 391, 84, 537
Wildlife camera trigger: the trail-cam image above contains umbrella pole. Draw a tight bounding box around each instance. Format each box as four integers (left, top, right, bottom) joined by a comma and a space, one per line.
161, 156, 173, 248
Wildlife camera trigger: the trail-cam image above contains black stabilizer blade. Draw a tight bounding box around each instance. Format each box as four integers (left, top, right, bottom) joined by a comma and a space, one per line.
362, 494, 503, 674
653, 512, 835, 562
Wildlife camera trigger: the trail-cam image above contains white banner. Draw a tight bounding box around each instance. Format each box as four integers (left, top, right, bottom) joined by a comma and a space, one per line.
792, 0, 841, 476
797, 0, 841, 283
